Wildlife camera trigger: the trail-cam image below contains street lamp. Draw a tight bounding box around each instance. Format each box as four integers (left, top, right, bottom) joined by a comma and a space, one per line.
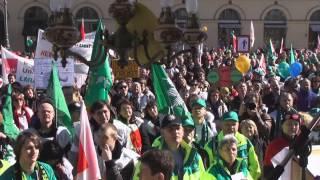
44, 0, 207, 68
3, 0, 10, 49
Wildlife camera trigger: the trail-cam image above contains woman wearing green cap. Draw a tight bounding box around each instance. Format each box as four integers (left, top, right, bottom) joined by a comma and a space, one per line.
182, 117, 210, 169
204, 111, 261, 180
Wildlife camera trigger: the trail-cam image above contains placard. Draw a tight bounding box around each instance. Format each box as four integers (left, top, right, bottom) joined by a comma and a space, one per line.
237, 35, 250, 53
34, 58, 74, 89
111, 60, 139, 79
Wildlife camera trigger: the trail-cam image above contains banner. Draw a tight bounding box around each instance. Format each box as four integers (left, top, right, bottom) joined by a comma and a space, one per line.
34, 58, 74, 89
207, 66, 242, 87
1, 47, 34, 86
35, 29, 95, 61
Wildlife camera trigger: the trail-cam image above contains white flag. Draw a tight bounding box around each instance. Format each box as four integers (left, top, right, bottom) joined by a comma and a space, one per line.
250, 20, 255, 48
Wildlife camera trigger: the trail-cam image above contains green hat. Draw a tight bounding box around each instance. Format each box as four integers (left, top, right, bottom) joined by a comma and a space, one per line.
222, 111, 239, 122
191, 98, 206, 108
182, 117, 195, 128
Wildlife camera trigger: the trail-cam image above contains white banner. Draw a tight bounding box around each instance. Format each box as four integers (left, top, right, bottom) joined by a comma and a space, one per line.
1, 47, 34, 86
35, 29, 95, 61
34, 58, 74, 89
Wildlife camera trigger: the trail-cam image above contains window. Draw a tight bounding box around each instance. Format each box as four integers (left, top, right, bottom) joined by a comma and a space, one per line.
218, 8, 241, 48
75, 7, 99, 33
174, 8, 188, 29
23, 6, 48, 52
264, 9, 287, 49
309, 10, 320, 49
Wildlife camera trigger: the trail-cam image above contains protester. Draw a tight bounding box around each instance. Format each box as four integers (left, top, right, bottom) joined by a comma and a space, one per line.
263, 112, 302, 178
204, 111, 261, 179
12, 90, 34, 131
152, 114, 206, 179
0, 131, 57, 179
31, 98, 71, 153
191, 98, 217, 147
139, 101, 162, 153
202, 134, 253, 180
39, 140, 73, 180
96, 123, 139, 180
139, 149, 174, 180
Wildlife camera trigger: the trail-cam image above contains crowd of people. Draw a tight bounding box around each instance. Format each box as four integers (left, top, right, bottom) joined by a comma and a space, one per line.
0, 46, 319, 180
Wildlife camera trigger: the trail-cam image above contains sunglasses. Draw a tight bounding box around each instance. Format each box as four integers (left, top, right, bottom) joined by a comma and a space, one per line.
285, 114, 301, 121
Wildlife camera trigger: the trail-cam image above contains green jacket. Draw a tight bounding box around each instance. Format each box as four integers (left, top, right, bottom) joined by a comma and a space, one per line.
0, 161, 56, 180
151, 137, 205, 180
202, 157, 253, 180
204, 131, 261, 180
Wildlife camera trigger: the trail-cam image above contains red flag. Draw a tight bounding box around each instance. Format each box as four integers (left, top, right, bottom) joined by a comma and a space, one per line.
232, 33, 237, 53
80, 18, 85, 40
76, 101, 101, 180
279, 38, 284, 54
317, 34, 320, 50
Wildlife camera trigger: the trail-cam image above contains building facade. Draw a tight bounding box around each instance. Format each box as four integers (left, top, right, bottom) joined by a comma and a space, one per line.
1, 0, 320, 51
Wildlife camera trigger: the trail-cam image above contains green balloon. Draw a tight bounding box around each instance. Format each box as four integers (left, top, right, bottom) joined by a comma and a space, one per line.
207, 70, 219, 83
231, 69, 242, 82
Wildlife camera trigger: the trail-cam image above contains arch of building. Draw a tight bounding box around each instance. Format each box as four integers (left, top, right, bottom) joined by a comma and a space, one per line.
17, 1, 50, 20
72, 2, 104, 19
214, 4, 246, 20
260, 4, 291, 20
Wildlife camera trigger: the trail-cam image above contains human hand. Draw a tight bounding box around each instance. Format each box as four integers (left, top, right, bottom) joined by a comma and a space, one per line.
0, 132, 7, 139
101, 144, 112, 161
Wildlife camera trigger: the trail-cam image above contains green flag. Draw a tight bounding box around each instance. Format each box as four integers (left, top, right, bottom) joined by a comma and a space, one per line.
84, 20, 112, 108
26, 36, 33, 47
1, 85, 19, 139
151, 63, 191, 120
47, 63, 74, 137
267, 39, 276, 64
290, 44, 295, 64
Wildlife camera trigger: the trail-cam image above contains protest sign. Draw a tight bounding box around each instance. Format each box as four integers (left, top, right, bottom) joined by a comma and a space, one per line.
207, 66, 243, 87
111, 60, 139, 79
34, 58, 74, 89
35, 29, 95, 61
1, 47, 34, 85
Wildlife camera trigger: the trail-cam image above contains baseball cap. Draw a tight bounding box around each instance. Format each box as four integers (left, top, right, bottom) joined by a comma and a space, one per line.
182, 117, 195, 128
222, 111, 239, 122
191, 98, 206, 108
161, 115, 182, 129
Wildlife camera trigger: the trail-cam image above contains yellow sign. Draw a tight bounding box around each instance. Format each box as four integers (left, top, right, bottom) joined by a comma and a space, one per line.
111, 60, 139, 80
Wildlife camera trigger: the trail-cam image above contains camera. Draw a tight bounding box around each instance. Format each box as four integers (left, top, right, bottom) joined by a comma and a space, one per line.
246, 102, 256, 110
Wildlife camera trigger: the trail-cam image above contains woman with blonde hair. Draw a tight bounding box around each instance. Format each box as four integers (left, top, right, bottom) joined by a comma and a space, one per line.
240, 119, 266, 175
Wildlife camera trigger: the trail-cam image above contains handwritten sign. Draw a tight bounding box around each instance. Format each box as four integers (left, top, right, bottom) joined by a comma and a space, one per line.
111, 60, 139, 79
34, 58, 74, 89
